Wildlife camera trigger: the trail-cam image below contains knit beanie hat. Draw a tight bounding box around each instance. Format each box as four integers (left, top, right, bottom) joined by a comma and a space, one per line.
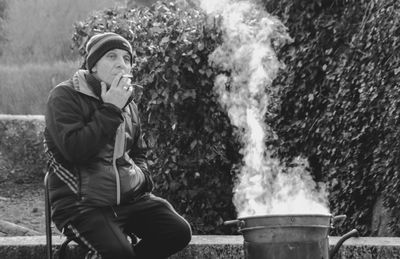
85, 32, 133, 72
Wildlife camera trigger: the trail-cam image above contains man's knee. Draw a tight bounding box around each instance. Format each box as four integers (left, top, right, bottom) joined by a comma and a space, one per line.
171, 217, 192, 251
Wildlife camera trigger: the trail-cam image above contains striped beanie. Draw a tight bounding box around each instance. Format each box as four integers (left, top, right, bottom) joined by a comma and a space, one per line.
85, 32, 133, 72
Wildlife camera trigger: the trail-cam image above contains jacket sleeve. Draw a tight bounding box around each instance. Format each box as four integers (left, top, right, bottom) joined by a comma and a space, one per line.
45, 85, 123, 164
129, 127, 149, 173
129, 128, 154, 193
128, 104, 154, 192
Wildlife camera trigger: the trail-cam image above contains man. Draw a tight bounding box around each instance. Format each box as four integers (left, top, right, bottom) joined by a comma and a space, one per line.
44, 32, 191, 259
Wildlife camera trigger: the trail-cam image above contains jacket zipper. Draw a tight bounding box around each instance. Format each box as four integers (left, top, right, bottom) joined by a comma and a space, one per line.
113, 119, 126, 205
111, 206, 118, 218
75, 167, 82, 200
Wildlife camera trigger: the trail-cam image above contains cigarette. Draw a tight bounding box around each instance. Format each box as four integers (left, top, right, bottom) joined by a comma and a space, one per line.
122, 74, 133, 79
131, 83, 143, 89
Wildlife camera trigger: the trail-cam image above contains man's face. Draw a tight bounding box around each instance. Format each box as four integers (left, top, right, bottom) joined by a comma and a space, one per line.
92, 49, 132, 86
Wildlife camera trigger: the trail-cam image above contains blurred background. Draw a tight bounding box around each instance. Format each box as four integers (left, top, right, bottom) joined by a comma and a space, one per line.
0, 0, 157, 114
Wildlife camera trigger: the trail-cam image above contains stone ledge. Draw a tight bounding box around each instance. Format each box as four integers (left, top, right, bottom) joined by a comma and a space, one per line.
0, 235, 243, 259
1, 235, 400, 258
0, 114, 44, 120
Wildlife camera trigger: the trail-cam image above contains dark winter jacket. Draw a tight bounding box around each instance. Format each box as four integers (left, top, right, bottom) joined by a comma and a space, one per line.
44, 70, 153, 229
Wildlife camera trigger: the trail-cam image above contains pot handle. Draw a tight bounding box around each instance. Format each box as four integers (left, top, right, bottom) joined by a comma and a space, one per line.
223, 220, 239, 226
332, 215, 347, 226
223, 219, 245, 228
329, 229, 359, 259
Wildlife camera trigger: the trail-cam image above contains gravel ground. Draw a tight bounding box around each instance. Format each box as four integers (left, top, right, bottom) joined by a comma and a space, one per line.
0, 182, 51, 236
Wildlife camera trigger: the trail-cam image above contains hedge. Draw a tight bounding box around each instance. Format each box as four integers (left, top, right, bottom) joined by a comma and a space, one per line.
265, 0, 400, 235
0, 115, 46, 184
72, 0, 400, 235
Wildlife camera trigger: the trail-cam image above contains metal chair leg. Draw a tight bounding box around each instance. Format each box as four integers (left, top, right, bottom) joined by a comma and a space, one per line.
44, 172, 53, 259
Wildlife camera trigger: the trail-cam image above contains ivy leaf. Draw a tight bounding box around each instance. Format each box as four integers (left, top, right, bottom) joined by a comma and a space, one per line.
160, 36, 170, 44
172, 65, 179, 73
190, 140, 197, 150
198, 42, 204, 51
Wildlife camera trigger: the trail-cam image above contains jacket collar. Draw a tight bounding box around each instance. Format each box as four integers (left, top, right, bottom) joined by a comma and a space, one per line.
72, 69, 135, 108
72, 70, 101, 100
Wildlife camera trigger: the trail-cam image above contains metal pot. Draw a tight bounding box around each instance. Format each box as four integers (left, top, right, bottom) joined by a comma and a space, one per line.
224, 214, 359, 259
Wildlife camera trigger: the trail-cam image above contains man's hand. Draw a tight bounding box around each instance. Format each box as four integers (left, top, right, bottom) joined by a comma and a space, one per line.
101, 73, 133, 109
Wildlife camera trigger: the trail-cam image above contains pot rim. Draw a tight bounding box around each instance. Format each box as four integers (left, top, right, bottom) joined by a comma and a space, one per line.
237, 213, 332, 220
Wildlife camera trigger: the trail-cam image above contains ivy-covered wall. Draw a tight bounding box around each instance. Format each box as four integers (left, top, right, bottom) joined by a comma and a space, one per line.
72, 0, 400, 236
264, 0, 400, 235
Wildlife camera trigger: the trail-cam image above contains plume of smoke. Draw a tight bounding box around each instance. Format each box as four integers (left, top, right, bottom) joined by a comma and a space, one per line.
201, 0, 330, 217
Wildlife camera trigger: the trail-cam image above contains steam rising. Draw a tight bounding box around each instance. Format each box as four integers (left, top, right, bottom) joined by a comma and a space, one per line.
201, 0, 330, 217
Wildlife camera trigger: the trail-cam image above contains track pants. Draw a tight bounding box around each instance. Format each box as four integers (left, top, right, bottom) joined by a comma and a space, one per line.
64, 193, 192, 259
